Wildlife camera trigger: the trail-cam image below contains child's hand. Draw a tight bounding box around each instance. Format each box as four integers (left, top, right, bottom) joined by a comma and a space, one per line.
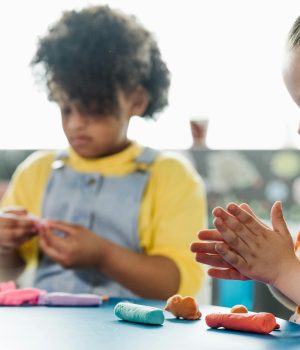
191, 227, 249, 280
191, 202, 265, 280
0, 207, 39, 252
208, 201, 297, 287
38, 220, 103, 268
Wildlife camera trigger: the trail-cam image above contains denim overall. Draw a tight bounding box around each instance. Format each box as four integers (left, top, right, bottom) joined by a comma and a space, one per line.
34, 147, 158, 297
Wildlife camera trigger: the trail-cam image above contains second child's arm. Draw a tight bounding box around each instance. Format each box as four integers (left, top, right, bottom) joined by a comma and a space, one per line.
192, 201, 300, 307
39, 221, 179, 299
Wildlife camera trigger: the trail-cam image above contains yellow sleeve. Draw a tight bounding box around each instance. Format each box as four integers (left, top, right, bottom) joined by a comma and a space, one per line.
1, 151, 54, 266
139, 152, 207, 296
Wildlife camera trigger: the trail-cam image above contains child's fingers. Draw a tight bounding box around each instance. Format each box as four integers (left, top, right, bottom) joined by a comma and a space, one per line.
198, 229, 224, 241
39, 234, 64, 263
0, 225, 37, 250
190, 242, 217, 254
0, 216, 37, 230
239, 203, 270, 229
195, 252, 233, 268
10, 229, 37, 245
215, 242, 248, 273
39, 227, 67, 252
208, 267, 250, 280
45, 220, 78, 236
213, 217, 252, 250
226, 203, 266, 236
213, 207, 258, 239
1, 206, 28, 216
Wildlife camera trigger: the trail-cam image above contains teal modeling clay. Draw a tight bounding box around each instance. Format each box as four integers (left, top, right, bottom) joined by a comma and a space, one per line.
114, 302, 165, 325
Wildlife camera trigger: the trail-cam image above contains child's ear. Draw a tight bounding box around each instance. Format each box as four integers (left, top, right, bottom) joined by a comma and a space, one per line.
130, 86, 149, 117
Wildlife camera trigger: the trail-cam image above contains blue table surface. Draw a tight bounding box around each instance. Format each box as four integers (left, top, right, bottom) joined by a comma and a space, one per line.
1, 298, 300, 350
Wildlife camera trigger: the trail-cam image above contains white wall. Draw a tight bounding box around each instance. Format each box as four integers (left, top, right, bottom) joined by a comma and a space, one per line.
0, 0, 299, 149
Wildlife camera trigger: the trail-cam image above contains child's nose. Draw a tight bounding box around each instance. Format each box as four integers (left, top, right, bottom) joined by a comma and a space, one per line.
68, 111, 87, 129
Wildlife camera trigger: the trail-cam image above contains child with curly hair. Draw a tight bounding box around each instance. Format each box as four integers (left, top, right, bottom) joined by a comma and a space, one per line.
0, 5, 206, 299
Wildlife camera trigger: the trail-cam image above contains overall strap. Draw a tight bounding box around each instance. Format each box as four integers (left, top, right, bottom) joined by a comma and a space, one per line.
51, 150, 69, 170
134, 147, 159, 171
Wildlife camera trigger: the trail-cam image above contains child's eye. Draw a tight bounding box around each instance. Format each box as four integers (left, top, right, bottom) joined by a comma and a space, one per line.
61, 106, 72, 116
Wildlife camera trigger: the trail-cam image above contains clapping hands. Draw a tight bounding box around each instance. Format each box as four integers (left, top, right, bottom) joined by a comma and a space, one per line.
191, 201, 298, 288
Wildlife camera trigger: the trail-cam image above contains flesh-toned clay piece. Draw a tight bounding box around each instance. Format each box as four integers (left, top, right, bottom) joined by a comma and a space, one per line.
165, 294, 201, 320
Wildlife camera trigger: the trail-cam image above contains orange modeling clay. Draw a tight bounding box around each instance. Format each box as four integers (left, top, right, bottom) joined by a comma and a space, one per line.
205, 312, 279, 334
165, 294, 201, 320
101, 295, 110, 302
230, 304, 248, 313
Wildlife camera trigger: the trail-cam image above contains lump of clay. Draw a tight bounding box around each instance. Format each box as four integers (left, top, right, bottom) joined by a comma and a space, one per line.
230, 304, 248, 313
165, 294, 201, 320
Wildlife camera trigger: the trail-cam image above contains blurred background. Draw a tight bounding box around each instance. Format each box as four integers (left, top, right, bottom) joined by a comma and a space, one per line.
0, 0, 299, 150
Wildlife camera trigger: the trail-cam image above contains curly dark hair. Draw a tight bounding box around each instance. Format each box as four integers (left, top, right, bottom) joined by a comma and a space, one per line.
31, 5, 170, 118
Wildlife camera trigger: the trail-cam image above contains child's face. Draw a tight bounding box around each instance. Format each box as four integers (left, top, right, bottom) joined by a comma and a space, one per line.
283, 47, 300, 133
59, 92, 138, 158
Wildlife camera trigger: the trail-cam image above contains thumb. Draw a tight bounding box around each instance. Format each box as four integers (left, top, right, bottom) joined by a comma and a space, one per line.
271, 201, 289, 235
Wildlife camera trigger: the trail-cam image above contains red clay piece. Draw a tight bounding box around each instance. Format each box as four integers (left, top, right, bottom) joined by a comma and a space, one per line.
205, 312, 279, 334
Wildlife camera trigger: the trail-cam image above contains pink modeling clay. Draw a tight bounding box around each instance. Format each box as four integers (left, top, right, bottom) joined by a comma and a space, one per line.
0, 281, 16, 292
0, 288, 45, 306
0, 281, 107, 307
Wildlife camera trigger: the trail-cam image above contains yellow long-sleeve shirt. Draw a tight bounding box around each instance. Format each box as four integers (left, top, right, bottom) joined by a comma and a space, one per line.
1, 142, 207, 296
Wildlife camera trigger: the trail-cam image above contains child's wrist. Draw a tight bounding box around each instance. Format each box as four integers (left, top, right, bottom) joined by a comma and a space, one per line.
91, 236, 109, 269
272, 256, 300, 291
